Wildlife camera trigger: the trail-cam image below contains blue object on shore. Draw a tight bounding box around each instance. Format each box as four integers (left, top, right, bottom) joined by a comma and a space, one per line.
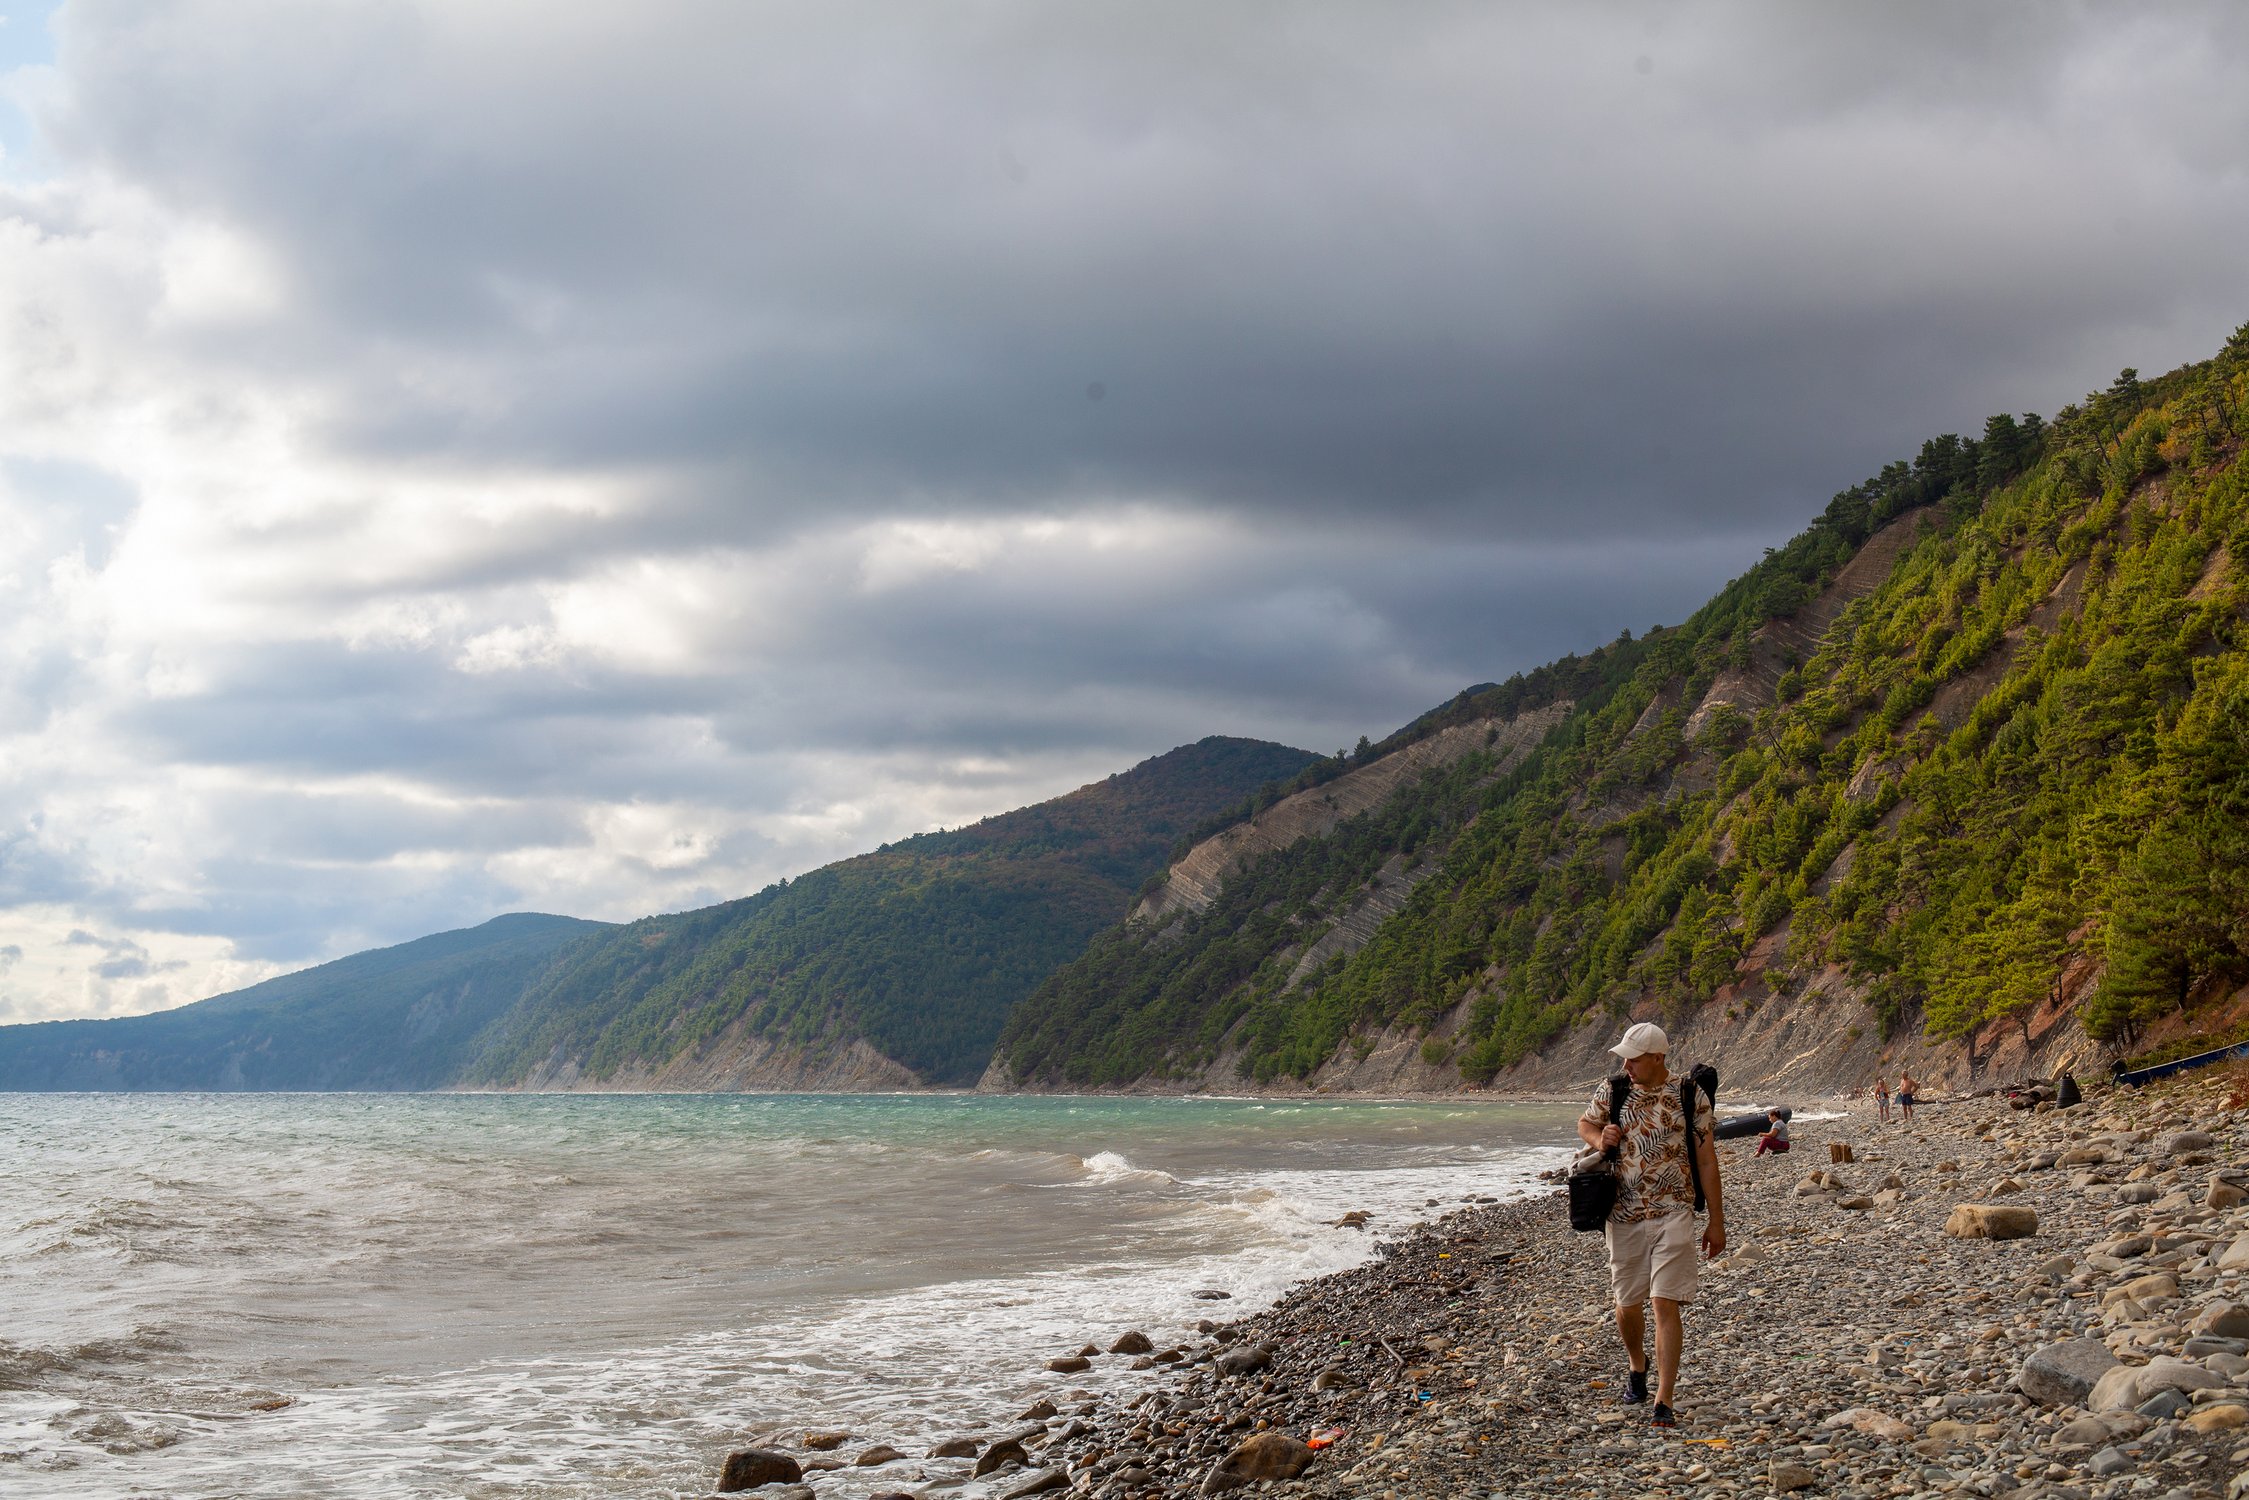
1713, 1106, 1790, 1140
2112, 1038, 2249, 1087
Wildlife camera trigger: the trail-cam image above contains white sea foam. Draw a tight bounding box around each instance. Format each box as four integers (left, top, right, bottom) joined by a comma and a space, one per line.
1075, 1149, 1179, 1185
0, 1092, 1582, 1499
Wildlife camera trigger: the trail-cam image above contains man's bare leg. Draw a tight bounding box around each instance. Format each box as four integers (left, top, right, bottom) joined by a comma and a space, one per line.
1616, 1300, 1646, 1373
1652, 1296, 1683, 1406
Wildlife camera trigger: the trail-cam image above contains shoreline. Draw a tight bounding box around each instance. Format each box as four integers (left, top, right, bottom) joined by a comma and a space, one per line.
796, 1067, 2249, 1499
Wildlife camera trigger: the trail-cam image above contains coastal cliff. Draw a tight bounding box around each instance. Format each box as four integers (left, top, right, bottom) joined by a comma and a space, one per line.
994, 330, 2249, 1099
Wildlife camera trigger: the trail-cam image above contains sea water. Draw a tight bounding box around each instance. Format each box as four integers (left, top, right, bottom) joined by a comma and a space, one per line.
0, 1091, 1579, 1497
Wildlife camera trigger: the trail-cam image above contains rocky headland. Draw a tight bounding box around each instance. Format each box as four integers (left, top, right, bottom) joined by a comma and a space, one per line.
717, 1067, 2249, 1500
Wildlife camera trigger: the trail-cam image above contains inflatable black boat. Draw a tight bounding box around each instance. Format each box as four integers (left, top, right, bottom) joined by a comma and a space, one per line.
1713, 1106, 1791, 1140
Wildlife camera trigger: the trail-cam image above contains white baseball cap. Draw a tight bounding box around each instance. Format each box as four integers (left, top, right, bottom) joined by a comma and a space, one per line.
1609, 1022, 1669, 1059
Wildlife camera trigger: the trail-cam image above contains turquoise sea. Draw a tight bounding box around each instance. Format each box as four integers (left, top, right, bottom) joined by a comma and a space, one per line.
0, 1092, 1579, 1497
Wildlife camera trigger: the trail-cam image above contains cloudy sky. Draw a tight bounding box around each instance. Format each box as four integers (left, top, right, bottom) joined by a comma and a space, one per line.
1, 1, 2244, 1022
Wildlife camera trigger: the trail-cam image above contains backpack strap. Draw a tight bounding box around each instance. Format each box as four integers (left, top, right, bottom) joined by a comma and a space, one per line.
1680, 1076, 1706, 1214
1604, 1073, 1630, 1161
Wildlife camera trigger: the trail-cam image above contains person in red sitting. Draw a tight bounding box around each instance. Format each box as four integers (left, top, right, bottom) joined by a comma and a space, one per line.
1754, 1109, 1790, 1156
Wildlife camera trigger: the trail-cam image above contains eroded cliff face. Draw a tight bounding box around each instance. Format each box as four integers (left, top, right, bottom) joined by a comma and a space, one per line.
979, 974, 2102, 1101
1135, 703, 1572, 926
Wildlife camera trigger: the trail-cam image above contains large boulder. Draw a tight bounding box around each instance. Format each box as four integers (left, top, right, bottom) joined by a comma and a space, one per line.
2088, 1356, 2224, 1413
717, 1449, 804, 1492
2191, 1301, 2249, 1339
1943, 1203, 2037, 1240
1200, 1432, 1317, 1494
2018, 1339, 2120, 1407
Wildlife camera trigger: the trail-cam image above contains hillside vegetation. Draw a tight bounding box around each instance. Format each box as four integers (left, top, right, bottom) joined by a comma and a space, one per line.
999, 325, 2249, 1088
0, 913, 608, 1090
461, 736, 1318, 1087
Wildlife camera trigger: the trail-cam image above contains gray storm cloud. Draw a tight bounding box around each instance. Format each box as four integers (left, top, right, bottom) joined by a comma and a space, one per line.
0, 0, 2245, 1019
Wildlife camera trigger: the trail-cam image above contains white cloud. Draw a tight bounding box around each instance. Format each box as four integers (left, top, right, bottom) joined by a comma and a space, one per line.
0, 0, 2244, 1020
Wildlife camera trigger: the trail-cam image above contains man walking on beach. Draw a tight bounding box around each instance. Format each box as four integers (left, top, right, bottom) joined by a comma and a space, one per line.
1579, 1023, 1724, 1429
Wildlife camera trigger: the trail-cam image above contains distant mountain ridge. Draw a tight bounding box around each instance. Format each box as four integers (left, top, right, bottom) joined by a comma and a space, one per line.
0, 737, 1318, 1091
461, 735, 1319, 1089
0, 913, 609, 1090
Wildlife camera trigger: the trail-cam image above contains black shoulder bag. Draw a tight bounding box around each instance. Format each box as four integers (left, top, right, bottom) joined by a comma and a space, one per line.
1567, 1074, 1632, 1232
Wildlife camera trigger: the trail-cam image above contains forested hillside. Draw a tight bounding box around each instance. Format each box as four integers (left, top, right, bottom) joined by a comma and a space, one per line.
0, 913, 609, 1090
460, 736, 1318, 1087
998, 325, 2249, 1089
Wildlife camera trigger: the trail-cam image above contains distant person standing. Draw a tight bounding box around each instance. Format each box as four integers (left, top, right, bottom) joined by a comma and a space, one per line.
1578, 1023, 1724, 1430
1874, 1074, 1891, 1124
1896, 1069, 1917, 1124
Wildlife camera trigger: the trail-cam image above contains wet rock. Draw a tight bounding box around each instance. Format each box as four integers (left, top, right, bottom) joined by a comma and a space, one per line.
1001, 1468, 1068, 1498
1199, 1431, 1315, 1494
1073, 1344, 1101, 1359
717, 1449, 804, 1492
1046, 1355, 1092, 1374
800, 1432, 849, 1451
854, 1444, 906, 1466
1943, 1203, 2037, 1240
1109, 1331, 1155, 1356
1193, 1289, 1232, 1300
928, 1436, 982, 1459
1214, 1342, 1274, 1378
1018, 1398, 1058, 1421
974, 1437, 1031, 1476
2019, 1338, 2120, 1407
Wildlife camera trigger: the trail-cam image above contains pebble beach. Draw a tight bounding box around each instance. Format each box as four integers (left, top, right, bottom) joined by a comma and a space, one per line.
723, 1068, 2249, 1500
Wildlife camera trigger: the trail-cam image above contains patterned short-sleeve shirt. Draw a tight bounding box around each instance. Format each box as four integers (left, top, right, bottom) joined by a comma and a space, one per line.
1582, 1077, 1711, 1223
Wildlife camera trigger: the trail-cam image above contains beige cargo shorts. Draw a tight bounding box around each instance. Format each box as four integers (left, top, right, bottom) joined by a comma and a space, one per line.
1604, 1207, 1699, 1305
